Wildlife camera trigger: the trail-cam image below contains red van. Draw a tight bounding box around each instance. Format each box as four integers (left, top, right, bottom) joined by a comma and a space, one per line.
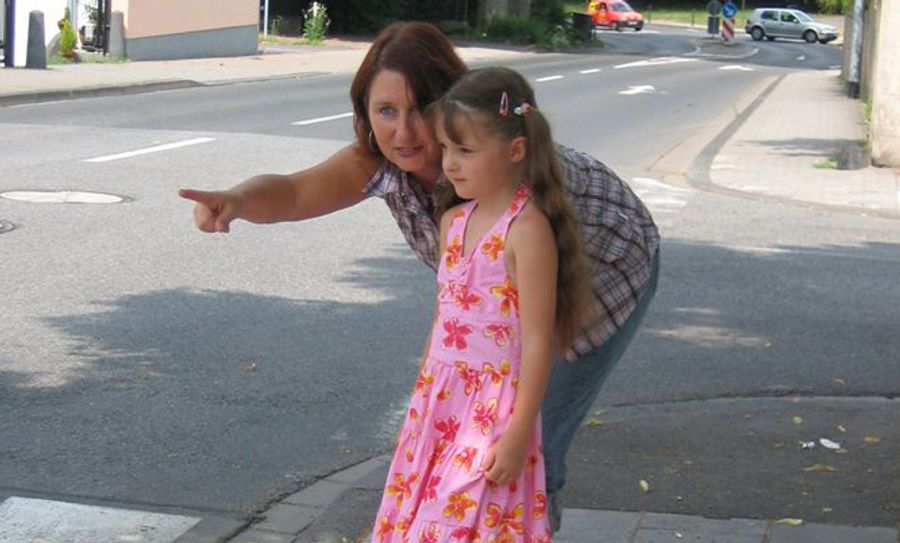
588, 0, 644, 31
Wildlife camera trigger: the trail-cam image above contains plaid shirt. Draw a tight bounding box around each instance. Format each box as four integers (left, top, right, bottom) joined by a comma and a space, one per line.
363, 144, 660, 361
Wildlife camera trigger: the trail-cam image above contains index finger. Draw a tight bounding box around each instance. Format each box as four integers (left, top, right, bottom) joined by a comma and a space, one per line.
178, 188, 219, 205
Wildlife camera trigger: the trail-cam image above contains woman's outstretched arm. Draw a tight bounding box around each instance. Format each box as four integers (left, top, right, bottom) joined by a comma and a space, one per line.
179, 142, 380, 233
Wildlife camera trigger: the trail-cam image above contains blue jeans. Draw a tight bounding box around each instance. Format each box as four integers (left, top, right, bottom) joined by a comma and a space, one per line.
541, 251, 659, 532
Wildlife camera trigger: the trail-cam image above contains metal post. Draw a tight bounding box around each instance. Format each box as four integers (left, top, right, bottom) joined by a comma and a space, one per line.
3, 0, 14, 67
847, 0, 864, 98
263, 0, 269, 38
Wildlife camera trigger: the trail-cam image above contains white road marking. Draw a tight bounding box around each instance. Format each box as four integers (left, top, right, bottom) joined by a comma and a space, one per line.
632, 177, 692, 193
719, 244, 900, 264
291, 111, 354, 126
0, 497, 201, 543
797, 54, 806, 61
619, 85, 656, 95
614, 56, 697, 69
535, 75, 564, 82
84, 137, 214, 163
0, 190, 124, 204
719, 64, 754, 71
579, 68, 603, 74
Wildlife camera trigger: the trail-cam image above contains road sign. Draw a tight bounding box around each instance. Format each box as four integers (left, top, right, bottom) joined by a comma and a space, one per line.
707, 0, 722, 16
722, 3, 737, 19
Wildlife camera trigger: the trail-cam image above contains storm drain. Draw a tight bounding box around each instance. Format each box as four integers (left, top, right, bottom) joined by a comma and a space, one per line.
0, 190, 127, 204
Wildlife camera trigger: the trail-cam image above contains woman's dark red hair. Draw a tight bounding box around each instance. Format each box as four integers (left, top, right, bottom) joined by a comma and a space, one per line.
350, 22, 468, 157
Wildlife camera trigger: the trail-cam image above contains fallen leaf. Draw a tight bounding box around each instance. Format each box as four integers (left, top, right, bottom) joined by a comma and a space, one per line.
822, 507, 834, 513
243, 363, 257, 372
800, 441, 816, 449
864, 433, 881, 444
834, 378, 846, 385
639, 479, 651, 493
837, 425, 847, 433
676, 495, 684, 502
776, 518, 804, 526
593, 409, 607, 416
586, 418, 604, 427
803, 464, 837, 473
819, 438, 841, 450
675, 531, 684, 539
793, 416, 804, 426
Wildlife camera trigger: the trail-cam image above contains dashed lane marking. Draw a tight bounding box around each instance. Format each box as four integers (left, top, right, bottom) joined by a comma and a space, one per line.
292, 111, 354, 126
614, 56, 697, 69
84, 137, 214, 163
579, 68, 603, 74
719, 64, 754, 71
619, 85, 657, 95
535, 75, 564, 82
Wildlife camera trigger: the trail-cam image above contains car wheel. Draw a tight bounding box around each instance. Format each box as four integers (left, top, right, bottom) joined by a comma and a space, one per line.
803, 30, 817, 43
614, 22, 622, 31
750, 26, 764, 41
635, 22, 643, 31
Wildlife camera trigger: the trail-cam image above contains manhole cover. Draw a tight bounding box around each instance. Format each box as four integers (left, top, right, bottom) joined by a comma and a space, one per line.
0, 190, 126, 204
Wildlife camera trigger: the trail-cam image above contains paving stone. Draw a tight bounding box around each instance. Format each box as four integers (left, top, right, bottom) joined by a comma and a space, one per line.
556, 509, 642, 542
633, 527, 764, 543
283, 480, 349, 508
255, 503, 319, 534
768, 522, 898, 543
228, 529, 296, 543
174, 516, 246, 543
327, 456, 389, 485
640, 512, 768, 536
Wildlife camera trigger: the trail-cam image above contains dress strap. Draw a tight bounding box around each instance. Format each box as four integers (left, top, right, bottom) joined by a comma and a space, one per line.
498, 184, 533, 234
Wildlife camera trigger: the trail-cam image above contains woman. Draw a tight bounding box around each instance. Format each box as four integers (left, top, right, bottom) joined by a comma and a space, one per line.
179, 21, 660, 532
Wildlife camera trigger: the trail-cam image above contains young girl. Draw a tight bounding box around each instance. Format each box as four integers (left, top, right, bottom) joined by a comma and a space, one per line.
371, 67, 593, 542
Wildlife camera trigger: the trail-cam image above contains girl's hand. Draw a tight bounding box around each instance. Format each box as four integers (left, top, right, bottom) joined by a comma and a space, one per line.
178, 189, 243, 233
481, 432, 529, 486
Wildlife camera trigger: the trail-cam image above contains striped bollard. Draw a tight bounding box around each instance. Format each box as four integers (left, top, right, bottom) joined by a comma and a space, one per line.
721, 17, 735, 42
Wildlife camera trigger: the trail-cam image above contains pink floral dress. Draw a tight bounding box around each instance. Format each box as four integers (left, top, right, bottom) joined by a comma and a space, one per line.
372, 185, 552, 543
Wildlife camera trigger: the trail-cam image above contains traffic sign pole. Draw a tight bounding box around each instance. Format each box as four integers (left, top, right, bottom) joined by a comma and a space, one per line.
720, 1, 737, 42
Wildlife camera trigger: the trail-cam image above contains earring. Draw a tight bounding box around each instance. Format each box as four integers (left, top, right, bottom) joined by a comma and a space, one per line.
368, 129, 378, 153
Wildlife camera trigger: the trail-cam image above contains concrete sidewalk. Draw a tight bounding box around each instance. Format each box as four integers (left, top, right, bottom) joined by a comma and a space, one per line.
1, 34, 897, 543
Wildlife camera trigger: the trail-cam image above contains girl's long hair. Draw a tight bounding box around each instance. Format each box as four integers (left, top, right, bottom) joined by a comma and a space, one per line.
432, 67, 594, 351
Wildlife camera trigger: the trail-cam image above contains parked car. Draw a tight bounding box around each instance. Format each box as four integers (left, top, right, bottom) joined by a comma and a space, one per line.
588, 0, 644, 31
744, 8, 838, 43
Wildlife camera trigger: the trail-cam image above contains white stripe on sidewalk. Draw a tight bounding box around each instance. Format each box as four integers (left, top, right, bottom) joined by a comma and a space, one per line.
291, 112, 354, 126
579, 68, 603, 74
535, 75, 564, 82
85, 137, 214, 163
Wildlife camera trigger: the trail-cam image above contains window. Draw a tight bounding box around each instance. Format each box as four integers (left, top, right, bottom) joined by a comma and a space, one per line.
761, 10, 777, 21
781, 12, 798, 23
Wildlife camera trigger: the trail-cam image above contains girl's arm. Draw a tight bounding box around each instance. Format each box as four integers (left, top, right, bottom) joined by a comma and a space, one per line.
482, 206, 558, 485
179, 142, 380, 233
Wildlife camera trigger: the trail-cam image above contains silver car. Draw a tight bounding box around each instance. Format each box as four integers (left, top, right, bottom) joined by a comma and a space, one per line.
745, 8, 838, 44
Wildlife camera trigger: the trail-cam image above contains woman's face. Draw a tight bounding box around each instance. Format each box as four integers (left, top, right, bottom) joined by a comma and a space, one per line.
367, 69, 442, 183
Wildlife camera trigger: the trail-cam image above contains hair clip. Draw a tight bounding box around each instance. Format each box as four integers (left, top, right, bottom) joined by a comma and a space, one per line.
514, 102, 532, 116
499, 92, 510, 117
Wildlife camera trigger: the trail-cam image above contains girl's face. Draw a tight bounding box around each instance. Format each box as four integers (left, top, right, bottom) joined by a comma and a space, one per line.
435, 113, 525, 202
367, 69, 442, 183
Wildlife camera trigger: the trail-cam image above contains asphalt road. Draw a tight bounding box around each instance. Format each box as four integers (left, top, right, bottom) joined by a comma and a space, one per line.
2, 25, 897, 527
